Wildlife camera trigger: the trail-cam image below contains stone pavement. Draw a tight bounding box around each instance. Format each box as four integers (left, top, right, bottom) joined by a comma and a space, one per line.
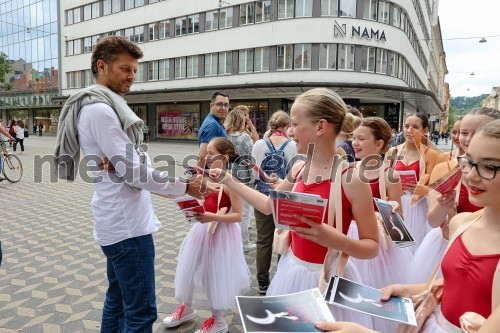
0, 136, 275, 333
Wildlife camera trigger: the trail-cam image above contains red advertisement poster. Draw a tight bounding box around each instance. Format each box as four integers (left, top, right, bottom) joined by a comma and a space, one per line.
270, 190, 327, 229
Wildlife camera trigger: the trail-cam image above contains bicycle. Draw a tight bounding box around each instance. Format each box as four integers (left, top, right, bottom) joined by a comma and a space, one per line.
0, 141, 23, 183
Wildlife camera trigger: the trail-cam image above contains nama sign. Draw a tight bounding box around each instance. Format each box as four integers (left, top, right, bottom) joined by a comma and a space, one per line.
334, 20, 387, 42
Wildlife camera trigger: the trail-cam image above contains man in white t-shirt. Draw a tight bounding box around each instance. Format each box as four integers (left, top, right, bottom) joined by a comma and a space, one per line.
55, 36, 210, 333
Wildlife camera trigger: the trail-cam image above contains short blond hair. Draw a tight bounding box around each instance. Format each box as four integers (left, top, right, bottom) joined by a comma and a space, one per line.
224, 109, 246, 134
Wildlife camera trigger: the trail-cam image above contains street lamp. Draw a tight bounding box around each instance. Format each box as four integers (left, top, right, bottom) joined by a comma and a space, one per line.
479, 37, 487, 43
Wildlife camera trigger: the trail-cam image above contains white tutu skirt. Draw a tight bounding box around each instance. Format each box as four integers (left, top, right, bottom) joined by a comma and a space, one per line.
401, 194, 432, 253
405, 227, 447, 284
267, 248, 373, 329
174, 221, 251, 310
419, 305, 462, 333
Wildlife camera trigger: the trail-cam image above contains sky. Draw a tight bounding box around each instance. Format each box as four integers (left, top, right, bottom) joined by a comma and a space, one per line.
439, 0, 500, 97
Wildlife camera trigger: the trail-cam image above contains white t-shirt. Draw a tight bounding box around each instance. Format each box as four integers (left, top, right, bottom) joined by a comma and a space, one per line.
77, 102, 187, 246
251, 137, 298, 174
14, 126, 24, 139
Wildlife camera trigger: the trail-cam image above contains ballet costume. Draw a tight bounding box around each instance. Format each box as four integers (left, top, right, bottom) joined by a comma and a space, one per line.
395, 158, 432, 252
163, 190, 250, 333
267, 168, 373, 329
348, 175, 413, 333
420, 233, 500, 332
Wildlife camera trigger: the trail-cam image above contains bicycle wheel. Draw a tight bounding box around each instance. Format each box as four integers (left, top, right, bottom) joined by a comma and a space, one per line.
2, 154, 23, 183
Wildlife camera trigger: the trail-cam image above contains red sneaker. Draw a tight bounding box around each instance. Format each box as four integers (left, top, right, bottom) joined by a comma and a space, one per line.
194, 316, 228, 333
163, 303, 197, 328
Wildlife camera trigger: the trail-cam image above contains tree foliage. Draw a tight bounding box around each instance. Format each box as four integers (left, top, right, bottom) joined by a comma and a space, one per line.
0, 52, 14, 91
450, 94, 488, 114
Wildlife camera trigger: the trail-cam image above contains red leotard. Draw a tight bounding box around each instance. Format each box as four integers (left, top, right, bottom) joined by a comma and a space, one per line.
203, 190, 231, 213
369, 179, 381, 212
441, 234, 500, 327
457, 183, 482, 214
291, 168, 354, 264
395, 160, 421, 182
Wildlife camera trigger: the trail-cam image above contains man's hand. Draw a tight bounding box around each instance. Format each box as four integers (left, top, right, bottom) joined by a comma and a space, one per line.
97, 156, 116, 172
186, 174, 217, 199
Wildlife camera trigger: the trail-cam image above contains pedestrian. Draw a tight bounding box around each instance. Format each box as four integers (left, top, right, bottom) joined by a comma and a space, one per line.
13, 120, 25, 154
197, 91, 229, 168
38, 122, 43, 136
336, 111, 361, 164
210, 88, 378, 327
163, 138, 250, 333
53, 35, 211, 333
32, 123, 37, 135
142, 123, 149, 142
232, 104, 259, 142
8, 120, 16, 146
224, 109, 256, 252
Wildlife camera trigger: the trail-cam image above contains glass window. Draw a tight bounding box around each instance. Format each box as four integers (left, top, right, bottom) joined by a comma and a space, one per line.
296, 0, 313, 17
125, 27, 134, 41
84, 69, 94, 87
339, 0, 356, 17
159, 20, 170, 39
149, 23, 159, 41
103, 0, 112, 15
338, 44, 354, 70
278, 0, 294, 19
206, 10, 218, 31
254, 47, 269, 72
392, 5, 401, 28
320, 43, 337, 69
84, 4, 91, 21
159, 59, 169, 80
239, 49, 254, 73
205, 53, 218, 76
376, 49, 387, 74
67, 72, 74, 88
175, 57, 186, 79
277, 45, 293, 70
73, 7, 81, 23
218, 51, 232, 75
187, 14, 199, 34
135, 0, 144, 7
136, 26, 145, 43
321, 0, 339, 16
92, 35, 100, 49
67, 40, 74, 56
112, 0, 120, 13
84, 37, 92, 53
378, 1, 389, 23
92, 2, 101, 18
67, 9, 74, 25
156, 104, 200, 140
149, 60, 159, 81
175, 17, 187, 36
136, 63, 146, 82
361, 46, 375, 72
256, 0, 271, 22
294, 44, 311, 69
362, 0, 377, 20
125, 0, 134, 10
186, 56, 199, 78
401, 11, 407, 33
240, 3, 255, 25
219, 8, 233, 29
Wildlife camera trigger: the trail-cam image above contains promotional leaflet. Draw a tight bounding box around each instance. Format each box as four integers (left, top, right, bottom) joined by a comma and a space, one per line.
374, 198, 416, 248
427, 165, 462, 195
397, 170, 418, 194
174, 196, 204, 223
269, 190, 327, 230
325, 276, 416, 326
236, 288, 335, 333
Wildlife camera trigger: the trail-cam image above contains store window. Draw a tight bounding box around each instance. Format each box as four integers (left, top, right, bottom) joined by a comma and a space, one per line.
231, 101, 269, 137
35, 109, 60, 134
319, 43, 337, 69
131, 105, 147, 123
157, 104, 200, 140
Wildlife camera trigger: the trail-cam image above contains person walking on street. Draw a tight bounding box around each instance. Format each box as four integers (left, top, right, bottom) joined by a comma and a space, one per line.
13, 120, 25, 154
8, 120, 16, 146
38, 122, 43, 136
32, 124, 37, 135
53, 35, 211, 333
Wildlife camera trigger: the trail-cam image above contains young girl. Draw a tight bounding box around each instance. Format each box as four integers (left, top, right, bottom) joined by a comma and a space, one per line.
349, 117, 411, 333
387, 113, 440, 250
382, 119, 500, 332
450, 115, 464, 160
211, 88, 378, 327
163, 138, 250, 333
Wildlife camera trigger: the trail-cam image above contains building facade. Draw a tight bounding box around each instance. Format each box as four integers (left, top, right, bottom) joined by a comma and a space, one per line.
482, 87, 500, 109
60, 0, 445, 141
0, 0, 60, 134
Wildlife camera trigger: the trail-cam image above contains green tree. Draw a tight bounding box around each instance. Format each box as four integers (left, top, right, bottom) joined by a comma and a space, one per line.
0, 52, 14, 90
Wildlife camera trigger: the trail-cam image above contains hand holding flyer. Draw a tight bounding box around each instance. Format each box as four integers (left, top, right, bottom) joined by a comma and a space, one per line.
174, 196, 205, 223
427, 165, 462, 195
270, 190, 327, 230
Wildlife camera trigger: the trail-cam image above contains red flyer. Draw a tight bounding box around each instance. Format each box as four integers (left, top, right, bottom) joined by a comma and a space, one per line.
428, 166, 462, 195
270, 190, 327, 230
397, 170, 417, 193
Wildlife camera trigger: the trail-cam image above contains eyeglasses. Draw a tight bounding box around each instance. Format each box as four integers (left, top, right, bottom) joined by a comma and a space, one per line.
214, 102, 230, 109
457, 155, 500, 180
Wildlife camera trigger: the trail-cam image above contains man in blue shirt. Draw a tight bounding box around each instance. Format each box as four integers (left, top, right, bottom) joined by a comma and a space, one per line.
197, 91, 229, 167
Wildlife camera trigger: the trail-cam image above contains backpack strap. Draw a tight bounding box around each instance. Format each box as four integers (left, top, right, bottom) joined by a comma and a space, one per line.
277, 139, 291, 152
264, 138, 275, 153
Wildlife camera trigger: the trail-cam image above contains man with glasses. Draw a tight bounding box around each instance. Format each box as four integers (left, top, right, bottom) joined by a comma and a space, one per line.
197, 91, 230, 167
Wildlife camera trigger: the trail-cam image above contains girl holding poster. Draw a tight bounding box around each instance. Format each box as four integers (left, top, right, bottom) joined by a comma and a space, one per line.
209, 88, 378, 328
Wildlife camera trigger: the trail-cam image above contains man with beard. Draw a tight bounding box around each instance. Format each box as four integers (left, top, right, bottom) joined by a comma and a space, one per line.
54, 36, 211, 332
197, 91, 229, 167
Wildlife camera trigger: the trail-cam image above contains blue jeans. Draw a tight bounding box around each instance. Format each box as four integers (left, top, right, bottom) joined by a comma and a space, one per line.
100, 234, 157, 333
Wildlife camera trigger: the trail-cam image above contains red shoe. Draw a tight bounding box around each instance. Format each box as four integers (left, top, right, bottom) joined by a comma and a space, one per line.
194, 316, 228, 333
163, 303, 197, 328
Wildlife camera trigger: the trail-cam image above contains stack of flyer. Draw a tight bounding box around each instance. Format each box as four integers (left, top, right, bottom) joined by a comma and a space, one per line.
324, 275, 417, 327
374, 198, 417, 248
269, 190, 327, 229
174, 196, 204, 223
236, 288, 334, 332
